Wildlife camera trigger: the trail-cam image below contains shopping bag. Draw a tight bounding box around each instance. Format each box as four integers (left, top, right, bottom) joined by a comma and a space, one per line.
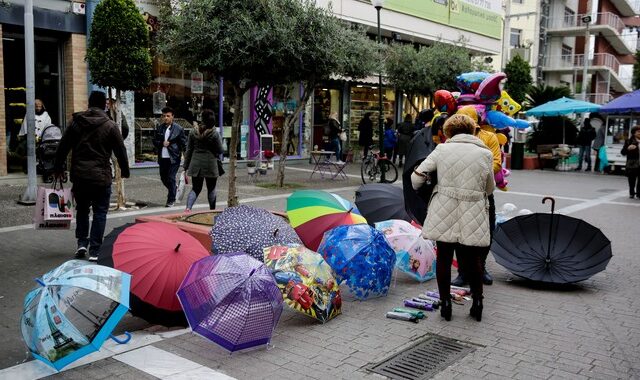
44, 180, 74, 221
176, 170, 188, 202
598, 146, 609, 172
34, 185, 71, 230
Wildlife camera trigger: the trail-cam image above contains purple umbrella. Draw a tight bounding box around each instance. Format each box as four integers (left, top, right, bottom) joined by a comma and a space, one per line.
600, 89, 640, 114
177, 253, 283, 352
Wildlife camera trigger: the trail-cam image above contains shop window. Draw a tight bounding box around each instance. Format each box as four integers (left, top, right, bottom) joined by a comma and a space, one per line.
349, 85, 395, 152
312, 86, 342, 151
271, 84, 302, 156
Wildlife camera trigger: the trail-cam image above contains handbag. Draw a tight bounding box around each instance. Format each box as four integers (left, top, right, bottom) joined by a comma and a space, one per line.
33, 184, 71, 230
176, 169, 188, 202
217, 159, 225, 176
44, 179, 74, 221
339, 131, 347, 142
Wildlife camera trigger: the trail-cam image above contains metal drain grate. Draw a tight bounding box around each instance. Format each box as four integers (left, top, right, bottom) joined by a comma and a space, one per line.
367, 335, 476, 380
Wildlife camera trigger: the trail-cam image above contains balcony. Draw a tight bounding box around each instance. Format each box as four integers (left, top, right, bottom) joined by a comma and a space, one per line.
541, 53, 631, 93
574, 93, 614, 105
546, 12, 636, 55
609, 0, 640, 17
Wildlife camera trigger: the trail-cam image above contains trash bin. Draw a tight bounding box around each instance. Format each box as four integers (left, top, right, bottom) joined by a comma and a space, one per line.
511, 142, 524, 170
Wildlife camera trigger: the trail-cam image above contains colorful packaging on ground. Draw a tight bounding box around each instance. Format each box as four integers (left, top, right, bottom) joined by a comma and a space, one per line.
386, 311, 419, 323
404, 299, 433, 311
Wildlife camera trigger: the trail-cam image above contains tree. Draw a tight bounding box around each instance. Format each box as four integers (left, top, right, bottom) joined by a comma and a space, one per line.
86, 0, 152, 209
525, 83, 572, 109
384, 44, 431, 112
504, 54, 532, 104
525, 84, 575, 151
633, 50, 640, 90
422, 41, 474, 92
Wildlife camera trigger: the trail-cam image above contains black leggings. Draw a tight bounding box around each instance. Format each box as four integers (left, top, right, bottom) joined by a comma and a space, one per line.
436, 241, 485, 300
186, 176, 217, 210
628, 167, 640, 196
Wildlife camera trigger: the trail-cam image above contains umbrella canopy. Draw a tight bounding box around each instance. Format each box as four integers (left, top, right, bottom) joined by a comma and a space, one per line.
317, 224, 396, 300
526, 97, 601, 117
600, 89, 640, 114
287, 190, 367, 251
210, 205, 301, 261
491, 197, 612, 283
177, 253, 283, 352
402, 127, 437, 225
21, 260, 131, 370
98, 222, 209, 326
355, 184, 412, 225
375, 220, 436, 282
263, 244, 342, 323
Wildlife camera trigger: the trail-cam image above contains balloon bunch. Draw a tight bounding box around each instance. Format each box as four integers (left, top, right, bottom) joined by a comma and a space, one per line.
431, 71, 529, 191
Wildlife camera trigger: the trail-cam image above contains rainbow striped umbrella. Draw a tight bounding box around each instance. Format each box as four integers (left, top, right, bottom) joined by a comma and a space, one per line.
287, 190, 367, 251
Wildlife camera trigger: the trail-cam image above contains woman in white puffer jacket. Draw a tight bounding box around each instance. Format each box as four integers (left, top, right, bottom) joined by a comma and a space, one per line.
411, 114, 494, 322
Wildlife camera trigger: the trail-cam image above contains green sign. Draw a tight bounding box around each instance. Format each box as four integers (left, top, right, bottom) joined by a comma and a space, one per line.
384, 0, 449, 25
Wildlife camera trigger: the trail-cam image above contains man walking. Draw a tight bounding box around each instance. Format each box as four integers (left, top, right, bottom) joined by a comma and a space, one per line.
54, 91, 129, 261
575, 117, 596, 171
153, 107, 186, 207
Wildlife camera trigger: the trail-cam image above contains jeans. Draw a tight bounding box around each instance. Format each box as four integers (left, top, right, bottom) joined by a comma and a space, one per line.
159, 158, 180, 204
331, 137, 342, 161
577, 145, 591, 169
73, 182, 111, 256
186, 177, 218, 210
436, 241, 485, 300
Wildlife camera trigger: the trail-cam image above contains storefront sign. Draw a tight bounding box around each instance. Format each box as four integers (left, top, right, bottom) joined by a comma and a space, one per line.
254, 86, 272, 136
191, 71, 203, 94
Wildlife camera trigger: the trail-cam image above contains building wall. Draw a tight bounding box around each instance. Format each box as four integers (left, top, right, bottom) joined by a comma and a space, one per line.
0, 24, 6, 176
63, 34, 88, 120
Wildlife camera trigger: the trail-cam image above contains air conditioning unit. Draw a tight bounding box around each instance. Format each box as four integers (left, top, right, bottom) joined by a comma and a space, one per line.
510, 48, 531, 62
72, 2, 86, 15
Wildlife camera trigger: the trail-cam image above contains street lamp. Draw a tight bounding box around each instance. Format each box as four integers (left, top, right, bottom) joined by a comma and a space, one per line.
371, 0, 385, 182
580, 14, 592, 101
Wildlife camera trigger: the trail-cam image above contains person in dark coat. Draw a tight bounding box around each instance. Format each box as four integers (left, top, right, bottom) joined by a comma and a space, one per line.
396, 114, 414, 167
183, 109, 224, 212
621, 126, 640, 198
327, 111, 344, 163
414, 109, 435, 132
358, 112, 374, 159
153, 106, 187, 207
383, 121, 397, 161
575, 117, 597, 171
54, 91, 129, 261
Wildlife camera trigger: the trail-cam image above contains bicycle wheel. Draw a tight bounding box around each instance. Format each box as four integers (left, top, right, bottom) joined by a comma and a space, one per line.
361, 159, 377, 184
380, 161, 398, 183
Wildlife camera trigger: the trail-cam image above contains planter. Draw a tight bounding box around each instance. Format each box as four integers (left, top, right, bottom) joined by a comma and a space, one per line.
258, 168, 268, 175
267, 162, 274, 170
248, 167, 256, 174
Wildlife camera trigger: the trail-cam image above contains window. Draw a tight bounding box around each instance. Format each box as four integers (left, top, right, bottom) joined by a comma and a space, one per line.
564, 7, 575, 26
510, 28, 522, 48
561, 44, 573, 63
512, 0, 523, 4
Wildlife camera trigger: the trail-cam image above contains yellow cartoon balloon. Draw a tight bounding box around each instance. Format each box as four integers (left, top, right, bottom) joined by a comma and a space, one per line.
492, 91, 521, 116
496, 132, 508, 146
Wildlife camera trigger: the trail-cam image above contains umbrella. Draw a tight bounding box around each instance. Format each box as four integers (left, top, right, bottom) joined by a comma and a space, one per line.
526, 97, 601, 117
21, 260, 132, 370
210, 205, 301, 261
177, 253, 283, 352
317, 224, 396, 300
374, 219, 436, 282
600, 89, 640, 114
355, 184, 412, 225
491, 197, 612, 283
263, 244, 342, 323
98, 222, 209, 326
287, 190, 367, 251
402, 127, 437, 225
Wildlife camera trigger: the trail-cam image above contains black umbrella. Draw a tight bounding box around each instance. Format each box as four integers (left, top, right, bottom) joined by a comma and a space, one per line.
402, 126, 437, 225
355, 184, 412, 225
491, 197, 612, 284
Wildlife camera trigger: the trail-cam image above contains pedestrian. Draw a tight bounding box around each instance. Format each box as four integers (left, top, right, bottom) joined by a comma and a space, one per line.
53, 91, 129, 261
153, 107, 187, 207
591, 115, 606, 172
327, 111, 344, 164
621, 126, 640, 199
414, 109, 434, 132
383, 121, 397, 162
411, 114, 494, 322
19, 99, 51, 140
183, 109, 224, 212
575, 117, 596, 171
396, 114, 414, 167
358, 112, 373, 159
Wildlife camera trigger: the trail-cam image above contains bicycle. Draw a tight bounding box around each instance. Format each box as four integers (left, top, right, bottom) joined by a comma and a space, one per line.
360, 146, 398, 184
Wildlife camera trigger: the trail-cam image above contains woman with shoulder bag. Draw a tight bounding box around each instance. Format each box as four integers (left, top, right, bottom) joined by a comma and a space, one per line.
410, 114, 494, 322
621, 126, 640, 199
183, 109, 224, 212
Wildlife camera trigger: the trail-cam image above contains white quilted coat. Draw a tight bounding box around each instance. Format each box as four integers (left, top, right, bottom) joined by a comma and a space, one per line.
411, 134, 495, 247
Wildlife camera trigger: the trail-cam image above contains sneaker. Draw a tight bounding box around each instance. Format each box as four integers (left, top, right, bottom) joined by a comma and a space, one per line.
75, 247, 87, 259
88, 254, 98, 262
336, 160, 345, 165
165, 202, 175, 207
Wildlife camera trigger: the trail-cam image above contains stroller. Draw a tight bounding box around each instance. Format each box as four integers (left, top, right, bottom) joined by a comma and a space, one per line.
36, 124, 67, 183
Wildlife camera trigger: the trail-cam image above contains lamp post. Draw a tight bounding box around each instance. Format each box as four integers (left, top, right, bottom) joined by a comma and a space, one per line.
19, 0, 37, 205
372, 0, 385, 182
580, 14, 592, 101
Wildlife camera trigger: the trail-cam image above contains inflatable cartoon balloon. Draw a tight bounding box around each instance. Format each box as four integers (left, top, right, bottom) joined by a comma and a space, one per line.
485, 110, 529, 130
434, 90, 457, 115
492, 91, 521, 116
475, 72, 506, 103
456, 72, 490, 94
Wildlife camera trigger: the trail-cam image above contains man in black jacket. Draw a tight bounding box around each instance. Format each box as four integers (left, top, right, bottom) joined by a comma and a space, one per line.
54, 91, 130, 261
153, 107, 187, 207
576, 117, 597, 171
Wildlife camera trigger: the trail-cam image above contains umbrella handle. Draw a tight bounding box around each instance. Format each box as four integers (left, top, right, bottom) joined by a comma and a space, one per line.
34, 278, 45, 287
542, 197, 555, 215
109, 332, 131, 345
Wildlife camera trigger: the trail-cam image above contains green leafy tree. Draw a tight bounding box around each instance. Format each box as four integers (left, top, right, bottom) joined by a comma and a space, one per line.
422, 41, 474, 91
525, 83, 572, 108
504, 54, 532, 105
86, 0, 152, 209
384, 44, 431, 112
633, 50, 640, 90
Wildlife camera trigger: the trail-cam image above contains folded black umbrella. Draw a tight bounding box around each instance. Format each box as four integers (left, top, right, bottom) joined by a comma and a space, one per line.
491, 197, 612, 284
355, 183, 412, 225
402, 126, 437, 225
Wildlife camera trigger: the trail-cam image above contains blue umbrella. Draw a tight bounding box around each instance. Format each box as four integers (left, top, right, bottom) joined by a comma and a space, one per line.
21, 260, 131, 371
317, 224, 396, 300
526, 97, 601, 117
600, 90, 640, 114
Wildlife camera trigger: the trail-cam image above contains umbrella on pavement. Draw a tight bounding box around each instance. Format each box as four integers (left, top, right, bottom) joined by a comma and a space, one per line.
177, 253, 283, 352
402, 126, 437, 225
375, 219, 436, 282
491, 197, 612, 283
263, 244, 342, 323
287, 190, 367, 251
317, 224, 396, 300
210, 205, 301, 261
98, 222, 209, 326
21, 260, 132, 370
355, 184, 412, 225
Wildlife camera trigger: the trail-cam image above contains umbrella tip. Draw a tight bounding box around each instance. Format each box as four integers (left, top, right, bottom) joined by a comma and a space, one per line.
273, 228, 279, 237
249, 269, 256, 276
174, 243, 181, 252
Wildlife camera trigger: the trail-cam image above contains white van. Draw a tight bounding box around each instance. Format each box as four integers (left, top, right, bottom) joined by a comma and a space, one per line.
603, 115, 638, 171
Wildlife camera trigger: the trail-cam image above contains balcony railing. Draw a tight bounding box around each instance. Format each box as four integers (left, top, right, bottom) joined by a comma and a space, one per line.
542, 53, 621, 74
574, 93, 614, 104
549, 12, 625, 33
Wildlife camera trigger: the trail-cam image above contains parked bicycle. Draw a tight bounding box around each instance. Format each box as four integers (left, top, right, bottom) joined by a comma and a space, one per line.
360, 145, 398, 184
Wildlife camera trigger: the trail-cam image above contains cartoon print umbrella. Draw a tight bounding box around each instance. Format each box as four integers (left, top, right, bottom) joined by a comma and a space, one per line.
98, 222, 209, 327
375, 219, 436, 282
287, 190, 367, 251
21, 260, 132, 371
355, 184, 412, 225
317, 224, 396, 300
491, 197, 612, 283
177, 253, 283, 352
210, 205, 301, 261
263, 244, 342, 323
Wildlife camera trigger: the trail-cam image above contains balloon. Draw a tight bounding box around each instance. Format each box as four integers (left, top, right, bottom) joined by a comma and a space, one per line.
456, 104, 486, 124
456, 72, 490, 94
492, 91, 522, 116
501, 203, 517, 214
434, 90, 457, 115
485, 110, 529, 130
475, 72, 506, 104
518, 209, 533, 215
496, 133, 508, 145
456, 93, 478, 105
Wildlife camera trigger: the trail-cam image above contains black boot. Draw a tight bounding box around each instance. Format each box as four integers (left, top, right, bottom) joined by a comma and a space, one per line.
441, 297, 452, 321
482, 269, 493, 285
451, 274, 467, 287
470, 297, 483, 322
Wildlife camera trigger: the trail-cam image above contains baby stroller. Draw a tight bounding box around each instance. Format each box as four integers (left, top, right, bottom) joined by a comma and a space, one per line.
36, 124, 67, 183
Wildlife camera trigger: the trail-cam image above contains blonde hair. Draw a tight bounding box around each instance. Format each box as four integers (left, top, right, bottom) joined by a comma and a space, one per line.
443, 114, 477, 138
